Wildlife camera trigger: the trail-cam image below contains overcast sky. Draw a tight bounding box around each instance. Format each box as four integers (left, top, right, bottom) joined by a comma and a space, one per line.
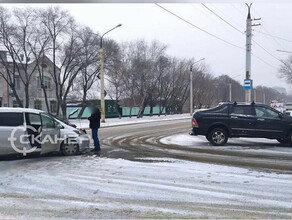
4, 3, 292, 91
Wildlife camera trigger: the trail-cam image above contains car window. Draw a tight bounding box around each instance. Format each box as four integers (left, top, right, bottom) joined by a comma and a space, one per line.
0, 113, 24, 126
212, 105, 228, 114
232, 106, 254, 116
255, 106, 280, 118
27, 113, 42, 126
41, 114, 56, 129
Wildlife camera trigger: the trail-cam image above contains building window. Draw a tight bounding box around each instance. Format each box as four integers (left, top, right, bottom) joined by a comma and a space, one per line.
15, 75, 21, 89
37, 76, 51, 89
44, 76, 51, 89
34, 100, 42, 110
50, 100, 57, 113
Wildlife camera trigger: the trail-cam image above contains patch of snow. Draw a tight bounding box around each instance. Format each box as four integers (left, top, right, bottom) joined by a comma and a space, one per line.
160, 133, 292, 155
0, 156, 291, 219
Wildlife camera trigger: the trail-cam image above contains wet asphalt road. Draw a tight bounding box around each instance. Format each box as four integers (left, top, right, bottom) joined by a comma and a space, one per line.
98, 119, 292, 172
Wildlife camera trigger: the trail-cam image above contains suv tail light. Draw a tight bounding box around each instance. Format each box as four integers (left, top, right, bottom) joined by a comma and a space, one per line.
192, 118, 199, 128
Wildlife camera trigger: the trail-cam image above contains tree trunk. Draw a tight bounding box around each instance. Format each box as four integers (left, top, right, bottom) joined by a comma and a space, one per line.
78, 91, 87, 119
61, 101, 67, 120
42, 87, 50, 113
11, 88, 23, 108
115, 100, 122, 119
25, 84, 29, 108
129, 106, 132, 118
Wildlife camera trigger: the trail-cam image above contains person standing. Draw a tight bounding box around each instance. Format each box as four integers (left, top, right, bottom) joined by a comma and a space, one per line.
88, 107, 101, 155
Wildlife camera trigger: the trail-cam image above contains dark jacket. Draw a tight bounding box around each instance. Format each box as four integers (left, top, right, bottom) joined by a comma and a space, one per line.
88, 110, 101, 129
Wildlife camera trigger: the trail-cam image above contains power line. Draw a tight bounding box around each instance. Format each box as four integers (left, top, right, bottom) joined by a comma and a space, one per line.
155, 3, 280, 70
155, 4, 245, 50
252, 40, 282, 63
244, 3, 285, 49
201, 3, 244, 34
251, 53, 278, 69
200, 3, 282, 65
254, 30, 292, 43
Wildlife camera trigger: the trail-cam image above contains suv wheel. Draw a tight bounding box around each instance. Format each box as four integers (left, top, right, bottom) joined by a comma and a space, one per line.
208, 128, 228, 146
61, 142, 79, 156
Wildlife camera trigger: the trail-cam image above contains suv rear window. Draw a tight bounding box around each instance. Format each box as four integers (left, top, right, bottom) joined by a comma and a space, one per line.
0, 112, 24, 126
232, 106, 254, 116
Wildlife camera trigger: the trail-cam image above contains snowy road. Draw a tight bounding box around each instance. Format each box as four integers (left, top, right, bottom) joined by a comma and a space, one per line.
0, 156, 291, 219
100, 119, 292, 171
1, 118, 292, 219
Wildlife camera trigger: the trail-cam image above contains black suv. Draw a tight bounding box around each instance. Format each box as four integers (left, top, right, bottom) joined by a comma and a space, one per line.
190, 102, 292, 146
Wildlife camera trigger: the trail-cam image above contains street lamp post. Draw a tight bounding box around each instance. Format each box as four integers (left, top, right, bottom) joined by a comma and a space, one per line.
228, 74, 241, 102
99, 24, 122, 123
190, 58, 205, 115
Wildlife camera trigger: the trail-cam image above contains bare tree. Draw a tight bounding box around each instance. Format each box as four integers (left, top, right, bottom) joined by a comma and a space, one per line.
105, 40, 125, 118
39, 6, 73, 115
0, 7, 45, 108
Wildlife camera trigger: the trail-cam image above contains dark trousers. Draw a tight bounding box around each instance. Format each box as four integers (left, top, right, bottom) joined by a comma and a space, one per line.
91, 129, 100, 151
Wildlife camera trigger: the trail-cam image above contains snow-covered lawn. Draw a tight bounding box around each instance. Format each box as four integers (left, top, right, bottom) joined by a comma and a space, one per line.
69, 114, 190, 129
0, 156, 291, 219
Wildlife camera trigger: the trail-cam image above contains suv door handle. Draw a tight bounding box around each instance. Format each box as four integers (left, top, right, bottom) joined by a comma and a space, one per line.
257, 118, 265, 121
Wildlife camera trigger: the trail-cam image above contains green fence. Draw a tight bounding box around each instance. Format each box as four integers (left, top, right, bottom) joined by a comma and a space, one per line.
122, 107, 165, 116
66, 101, 165, 119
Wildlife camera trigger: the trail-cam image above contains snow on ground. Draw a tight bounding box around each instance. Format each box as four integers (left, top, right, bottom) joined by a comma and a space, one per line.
160, 133, 292, 155
69, 114, 190, 129
0, 156, 291, 219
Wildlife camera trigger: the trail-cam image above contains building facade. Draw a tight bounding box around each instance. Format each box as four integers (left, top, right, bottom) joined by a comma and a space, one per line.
0, 51, 58, 113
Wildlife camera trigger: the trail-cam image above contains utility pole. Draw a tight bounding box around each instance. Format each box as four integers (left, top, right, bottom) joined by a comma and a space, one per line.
254, 89, 257, 102
100, 48, 105, 122
190, 58, 205, 115
263, 92, 266, 104
229, 83, 232, 102
245, 4, 260, 103
99, 24, 122, 123
190, 66, 193, 115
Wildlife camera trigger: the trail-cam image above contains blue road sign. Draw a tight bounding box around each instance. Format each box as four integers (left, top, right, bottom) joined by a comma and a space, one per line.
243, 79, 252, 90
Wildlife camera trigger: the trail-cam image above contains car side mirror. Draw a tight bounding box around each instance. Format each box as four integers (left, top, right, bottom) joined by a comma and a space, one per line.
57, 123, 63, 129
279, 113, 283, 119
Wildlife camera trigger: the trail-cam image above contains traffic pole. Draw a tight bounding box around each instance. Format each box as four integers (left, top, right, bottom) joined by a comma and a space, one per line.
100, 48, 105, 123
245, 4, 252, 103
245, 4, 260, 103
190, 66, 193, 115
229, 83, 232, 102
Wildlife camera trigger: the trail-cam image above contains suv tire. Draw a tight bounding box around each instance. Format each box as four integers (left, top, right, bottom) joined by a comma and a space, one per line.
208, 128, 228, 146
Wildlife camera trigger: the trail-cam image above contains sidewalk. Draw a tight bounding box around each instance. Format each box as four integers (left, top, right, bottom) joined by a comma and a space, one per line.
69, 114, 190, 129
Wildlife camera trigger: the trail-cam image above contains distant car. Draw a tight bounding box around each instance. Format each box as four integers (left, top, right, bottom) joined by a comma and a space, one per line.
190, 102, 292, 146
0, 108, 90, 157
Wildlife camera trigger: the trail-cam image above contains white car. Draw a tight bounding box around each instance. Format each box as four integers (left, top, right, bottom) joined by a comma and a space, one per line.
0, 107, 90, 157
53, 117, 90, 155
